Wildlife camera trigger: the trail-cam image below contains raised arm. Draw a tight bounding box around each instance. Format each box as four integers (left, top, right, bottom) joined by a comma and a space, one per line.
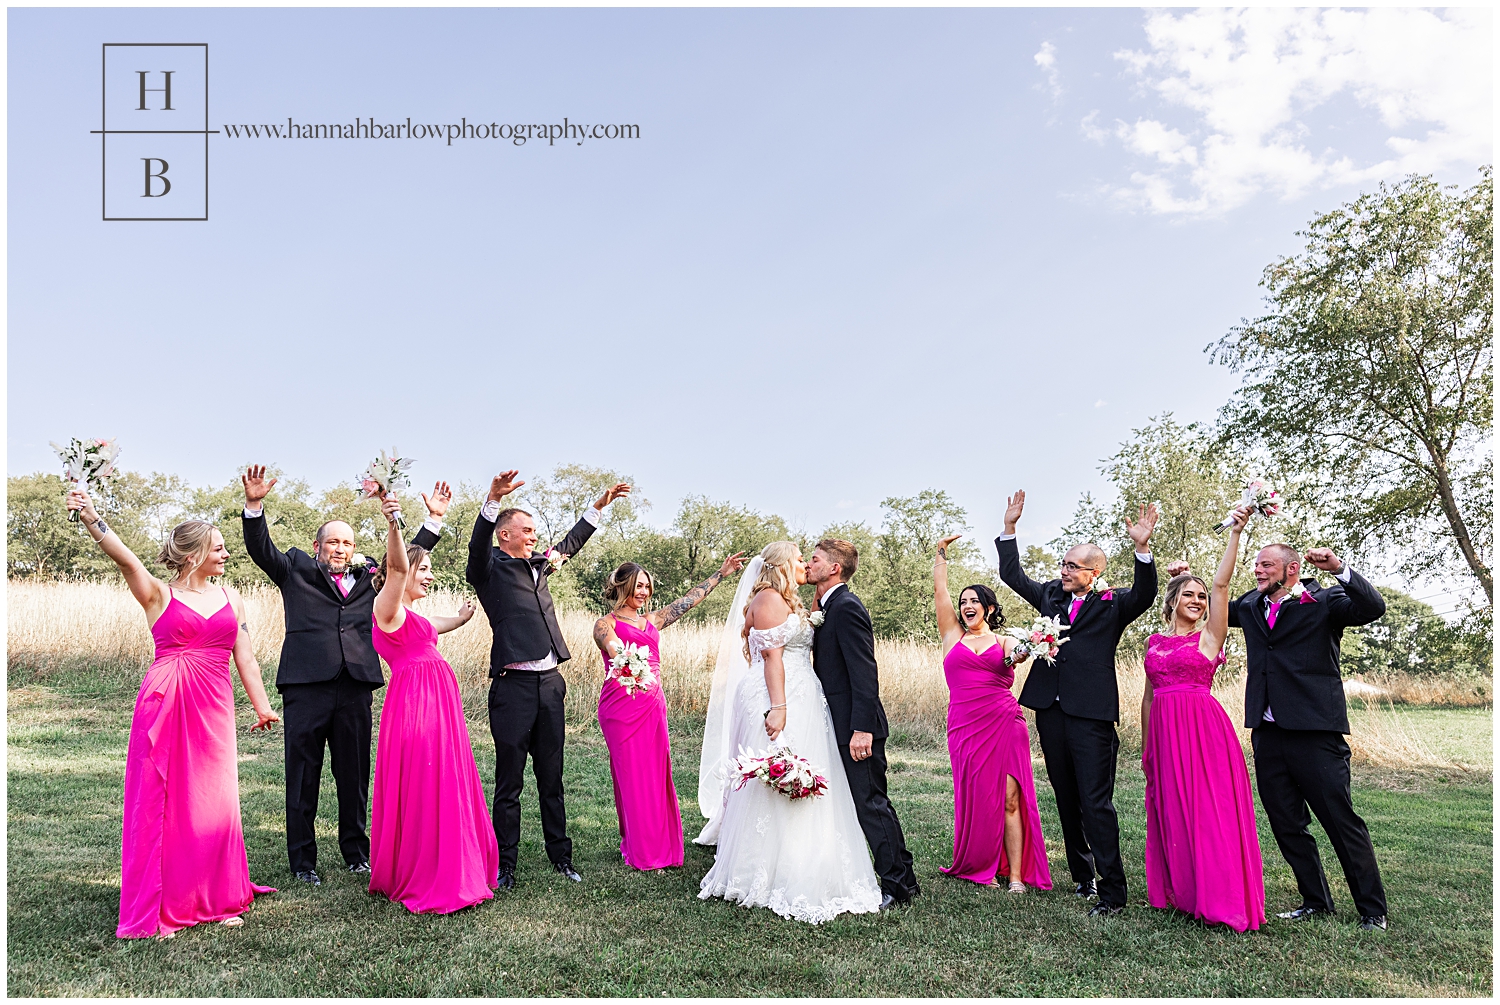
933, 534, 963, 650
1202, 506, 1250, 659
1116, 501, 1162, 623
651, 552, 746, 630
67, 488, 167, 615
1305, 549, 1387, 627
996, 490, 1049, 611
227, 587, 278, 731
374, 496, 409, 634
241, 465, 291, 585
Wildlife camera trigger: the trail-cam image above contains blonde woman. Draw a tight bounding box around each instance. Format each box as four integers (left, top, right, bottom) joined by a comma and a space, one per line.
695, 542, 883, 923
67, 487, 278, 940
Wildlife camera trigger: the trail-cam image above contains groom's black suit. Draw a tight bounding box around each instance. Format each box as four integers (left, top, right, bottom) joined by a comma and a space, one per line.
244, 511, 440, 873
998, 536, 1158, 907
1230, 571, 1388, 918
811, 582, 920, 903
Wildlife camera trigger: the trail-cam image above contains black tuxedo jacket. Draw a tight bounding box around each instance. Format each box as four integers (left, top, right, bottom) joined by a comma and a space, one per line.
243, 512, 440, 689
466, 510, 597, 674
811, 585, 889, 742
1230, 571, 1385, 733
997, 536, 1159, 722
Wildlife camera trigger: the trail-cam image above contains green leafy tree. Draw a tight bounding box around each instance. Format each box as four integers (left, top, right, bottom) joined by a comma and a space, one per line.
1344, 587, 1488, 679
7, 472, 187, 580
1211, 168, 1493, 602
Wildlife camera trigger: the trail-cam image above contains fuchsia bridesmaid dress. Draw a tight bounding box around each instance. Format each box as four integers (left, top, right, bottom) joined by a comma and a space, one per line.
370, 609, 498, 913
117, 589, 275, 938
597, 618, 684, 870
940, 641, 1052, 889
1142, 632, 1265, 932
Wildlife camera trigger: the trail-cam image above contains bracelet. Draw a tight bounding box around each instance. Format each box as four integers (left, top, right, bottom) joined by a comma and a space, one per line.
763, 703, 786, 719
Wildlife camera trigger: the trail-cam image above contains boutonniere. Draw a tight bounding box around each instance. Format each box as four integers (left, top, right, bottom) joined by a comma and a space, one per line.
1285, 581, 1316, 603
540, 548, 568, 572
808, 611, 825, 628
1093, 578, 1113, 601
350, 554, 369, 571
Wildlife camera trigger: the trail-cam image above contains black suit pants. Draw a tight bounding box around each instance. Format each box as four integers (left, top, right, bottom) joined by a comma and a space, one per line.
280, 671, 375, 873
839, 737, 920, 901
1034, 702, 1125, 905
488, 669, 571, 872
1252, 722, 1387, 917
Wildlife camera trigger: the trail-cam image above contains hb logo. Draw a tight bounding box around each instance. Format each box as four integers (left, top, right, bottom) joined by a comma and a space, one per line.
96, 44, 212, 221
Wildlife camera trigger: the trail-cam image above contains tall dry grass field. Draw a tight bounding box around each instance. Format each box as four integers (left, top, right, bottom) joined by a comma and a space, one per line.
7, 581, 1484, 771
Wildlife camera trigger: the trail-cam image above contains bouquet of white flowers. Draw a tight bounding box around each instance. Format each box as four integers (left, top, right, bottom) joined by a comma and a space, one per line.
1006, 615, 1070, 665
607, 642, 657, 696
51, 437, 121, 523
361, 448, 416, 529
731, 745, 828, 800
1215, 478, 1281, 532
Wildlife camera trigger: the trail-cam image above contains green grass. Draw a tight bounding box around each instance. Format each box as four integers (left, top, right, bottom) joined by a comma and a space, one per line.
7, 667, 1492, 997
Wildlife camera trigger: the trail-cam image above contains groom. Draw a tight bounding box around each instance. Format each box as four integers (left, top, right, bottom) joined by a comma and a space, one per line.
807, 538, 921, 910
997, 490, 1159, 917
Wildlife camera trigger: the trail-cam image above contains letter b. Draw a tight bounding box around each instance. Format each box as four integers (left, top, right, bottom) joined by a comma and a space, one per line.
141, 158, 171, 197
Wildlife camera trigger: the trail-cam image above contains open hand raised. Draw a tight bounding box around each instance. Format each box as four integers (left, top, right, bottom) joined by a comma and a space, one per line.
718, 552, 748, 579
594, 482, 632, 510
243, 465, 277, 508
1123, 502, 1160, 551
937, 534, 962, 560
488, 469, 524, 503
421, 481, 453, 519
1003, 491, 1026, 533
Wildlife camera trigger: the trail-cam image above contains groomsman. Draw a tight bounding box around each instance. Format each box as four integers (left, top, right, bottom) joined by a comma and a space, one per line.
1230, 544, 1389, 930
241, 466, 447, 884
996, 490, 1159, 917
468, 469, 630, 889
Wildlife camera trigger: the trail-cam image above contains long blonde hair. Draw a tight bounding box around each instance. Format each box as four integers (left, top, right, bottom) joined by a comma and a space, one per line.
741, 541, 805, 660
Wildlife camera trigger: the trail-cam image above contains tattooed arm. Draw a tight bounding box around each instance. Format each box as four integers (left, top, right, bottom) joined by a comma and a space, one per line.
594, 615, 624, 659
649, 552, 747, 631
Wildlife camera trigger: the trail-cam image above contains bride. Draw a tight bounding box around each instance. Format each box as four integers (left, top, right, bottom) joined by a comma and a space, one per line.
694, 541, 883, 923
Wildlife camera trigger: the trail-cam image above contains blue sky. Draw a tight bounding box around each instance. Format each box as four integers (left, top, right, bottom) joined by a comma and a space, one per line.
8, 7, 1491, 580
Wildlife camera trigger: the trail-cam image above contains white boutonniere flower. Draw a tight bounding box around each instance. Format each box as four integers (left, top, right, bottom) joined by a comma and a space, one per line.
1286, 581, 1306, 600
1093, 577, 1110, 594
351, 553, 367, 568
808, 611, 825, 628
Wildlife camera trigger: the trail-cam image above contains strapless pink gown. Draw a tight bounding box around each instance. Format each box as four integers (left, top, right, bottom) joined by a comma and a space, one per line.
1142, 632, 1265, 932
940, 641, 1052, 889
370, 609, 498, 913
117, 591, 275, 938
597, 619, 683, 870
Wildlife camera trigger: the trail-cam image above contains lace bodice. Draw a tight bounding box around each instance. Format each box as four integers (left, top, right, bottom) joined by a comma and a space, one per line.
748, 612, 814, 663
1144, 632, 1225, 690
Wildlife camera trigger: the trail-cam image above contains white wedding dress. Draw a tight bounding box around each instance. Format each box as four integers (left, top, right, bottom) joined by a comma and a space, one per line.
695, 609, 883, 923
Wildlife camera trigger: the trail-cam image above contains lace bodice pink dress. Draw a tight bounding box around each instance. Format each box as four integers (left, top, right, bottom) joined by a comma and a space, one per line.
1142, 632, 1265, 932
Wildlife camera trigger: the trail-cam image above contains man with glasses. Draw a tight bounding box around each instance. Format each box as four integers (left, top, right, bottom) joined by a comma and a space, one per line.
996, 489, 1160, 917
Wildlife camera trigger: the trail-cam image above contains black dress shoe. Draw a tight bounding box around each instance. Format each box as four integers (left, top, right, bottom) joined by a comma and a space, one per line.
293, 870, 321, 886
1074, 881, 1097, 900
1359, 915, 1388, 931
553, 860, 582, 882
879, 893, 898, 912
1087, 902, 1125, 918
347, 861, 371, 875
1276, 904, 1332, 921
496, 869, 515, 891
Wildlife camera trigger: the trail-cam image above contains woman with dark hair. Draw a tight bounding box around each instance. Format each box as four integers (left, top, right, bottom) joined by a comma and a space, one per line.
592, 553, 744, 871
933, 535, 1051, 892
1140, 506, 1265, 932
368, 494, 495, 913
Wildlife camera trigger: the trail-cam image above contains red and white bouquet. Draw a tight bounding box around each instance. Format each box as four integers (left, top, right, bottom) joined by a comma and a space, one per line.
1007, 615, 1070, 665
1215, 478, 1281, 532
732, 745, 828, 800
607, 642, 657, 696
361, 448, 416, 529
51, 437, 121, 523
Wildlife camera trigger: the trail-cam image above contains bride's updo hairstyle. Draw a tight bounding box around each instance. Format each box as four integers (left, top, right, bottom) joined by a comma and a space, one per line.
158, 520, 218, 576
741, 541, 806, 660
604, 562, 653, 610
1162, 573, 1210, 627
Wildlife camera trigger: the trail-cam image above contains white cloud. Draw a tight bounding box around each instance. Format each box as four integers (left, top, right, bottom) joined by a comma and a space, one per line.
1034, 41, 1062, 99
1104, 8, 1492, 215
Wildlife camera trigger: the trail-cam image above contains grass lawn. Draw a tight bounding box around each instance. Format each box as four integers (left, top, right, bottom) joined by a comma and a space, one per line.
7, 667, 1492, 997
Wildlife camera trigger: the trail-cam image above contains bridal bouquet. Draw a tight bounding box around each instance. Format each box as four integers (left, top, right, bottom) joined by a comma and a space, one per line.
607, 642, 657, 696
1215, 478, 1281, 532
1006, 615, 1070, 665
361, 448, 416, 529
51, 437, 121, 522
732, 746, 828, 800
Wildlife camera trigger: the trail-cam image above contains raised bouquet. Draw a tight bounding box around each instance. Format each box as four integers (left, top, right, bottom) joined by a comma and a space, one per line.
732, 745, 828, 800
607, 642, 657, 695
1006, 615, 1070, 666
51, 437, 121, 522
361, 448, 416, 530
1215, 478, 1281, 532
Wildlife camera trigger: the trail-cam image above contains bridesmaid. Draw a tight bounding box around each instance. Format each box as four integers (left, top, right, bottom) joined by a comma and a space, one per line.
67, 488, 278, 939
933, 535, 1051, 892
369, 494, 498, 913
592, 553, 744, 871
1140, 506, 1265, 932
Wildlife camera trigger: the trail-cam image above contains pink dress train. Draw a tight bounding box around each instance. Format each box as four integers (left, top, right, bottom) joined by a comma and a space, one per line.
117, 590, 275, 938
940, 641, 1052, 889
369, 609, 498, 913
597, 619, 684, 870
1142, 632, 1266, 932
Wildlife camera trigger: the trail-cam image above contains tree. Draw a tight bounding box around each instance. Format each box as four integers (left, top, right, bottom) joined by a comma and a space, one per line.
1343, 587, 1489, 679
7, 472, 187, 580
1211, 168, 1493, 602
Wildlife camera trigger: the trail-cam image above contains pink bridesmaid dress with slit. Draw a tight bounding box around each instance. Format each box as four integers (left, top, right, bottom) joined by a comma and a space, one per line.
117, 588, 275, 938
597, 618, 684, 870
369, 609, 498, 913
940, 641, 1052, 889
1142, 632, 1265, 932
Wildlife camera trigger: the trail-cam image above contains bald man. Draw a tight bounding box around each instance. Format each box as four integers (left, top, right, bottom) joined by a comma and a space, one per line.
242, 465, 444, 884
997, 489, 1160, 917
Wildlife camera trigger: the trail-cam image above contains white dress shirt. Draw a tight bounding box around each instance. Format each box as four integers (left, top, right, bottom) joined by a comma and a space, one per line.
818, 580, 845, 609
1261, 565, 1355, 723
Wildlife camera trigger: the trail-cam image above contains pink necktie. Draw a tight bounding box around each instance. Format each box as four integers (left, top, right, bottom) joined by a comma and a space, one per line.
1267, 598, 1283, 629
1068, 596, 1083, 623
333, 573, 349, 597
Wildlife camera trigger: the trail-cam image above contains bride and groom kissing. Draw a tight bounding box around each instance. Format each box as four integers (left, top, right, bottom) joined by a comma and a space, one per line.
695, 539, 921, 921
